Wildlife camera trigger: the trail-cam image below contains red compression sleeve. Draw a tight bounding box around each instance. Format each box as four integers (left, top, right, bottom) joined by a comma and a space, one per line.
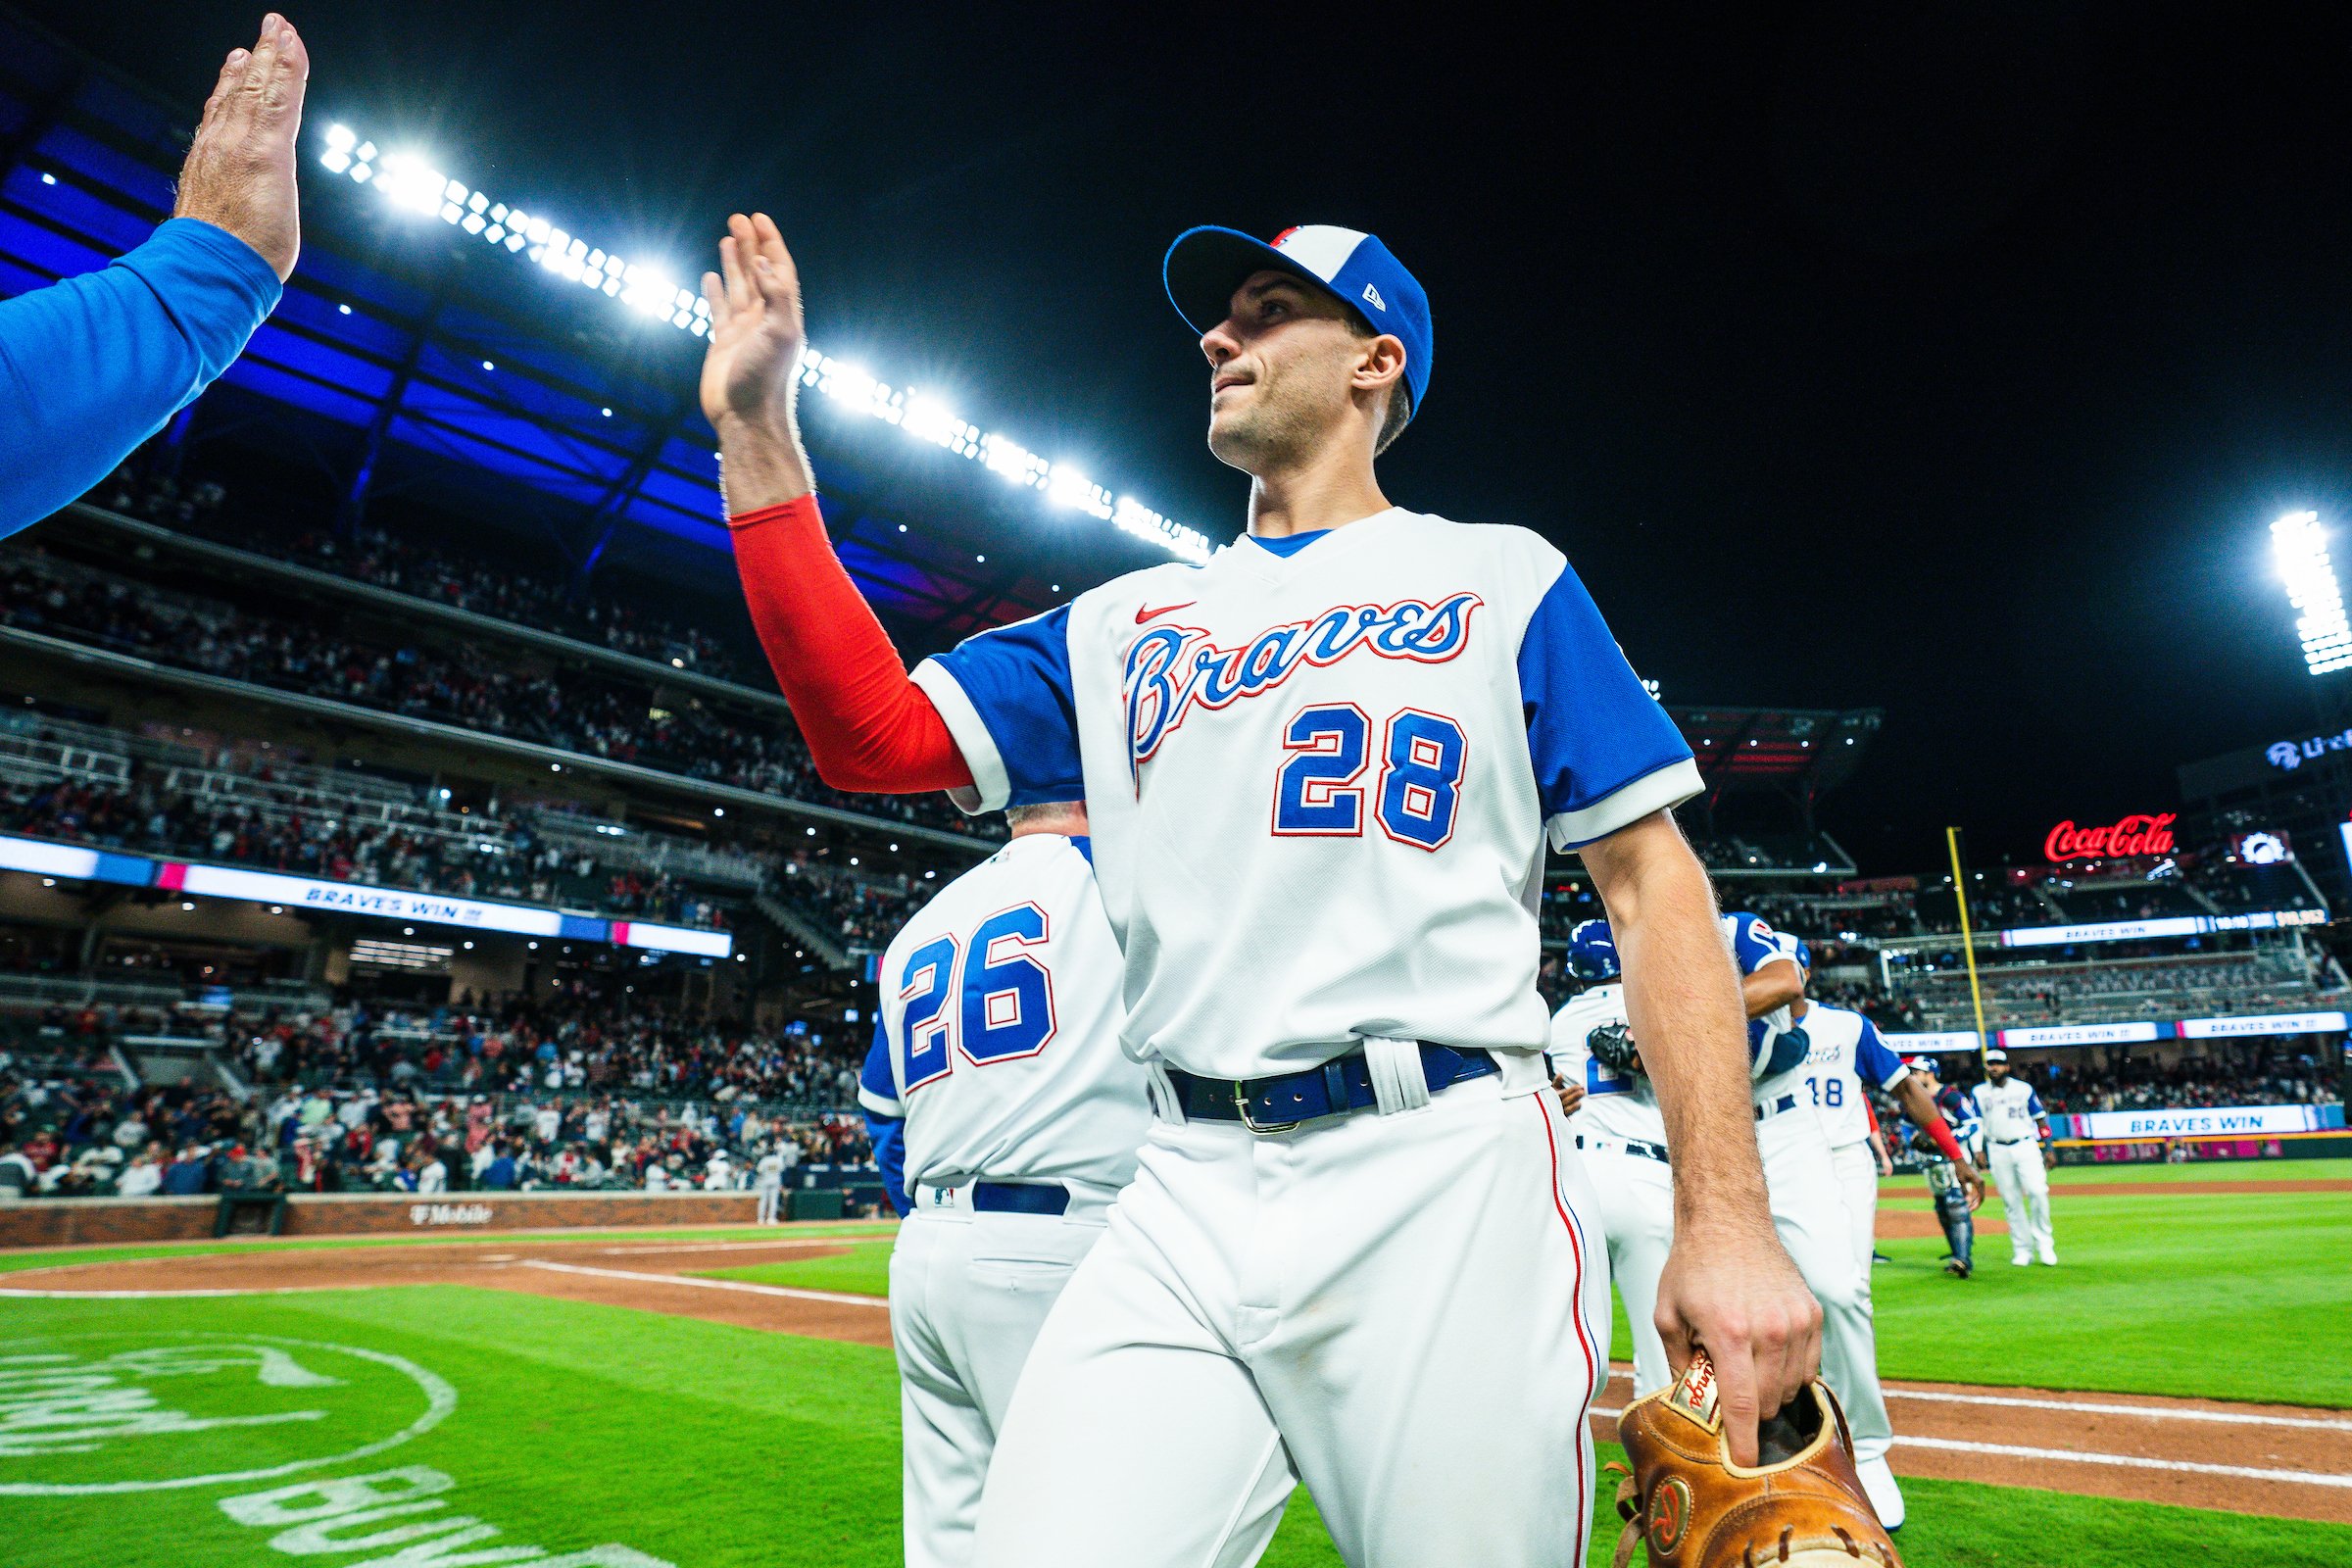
1924, 1116, 1966, 1164
728, 497, 973, 794
1864, 1099, 1883, 1139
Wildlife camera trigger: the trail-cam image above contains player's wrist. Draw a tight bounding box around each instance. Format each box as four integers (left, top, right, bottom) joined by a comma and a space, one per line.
716, 414, 815, 515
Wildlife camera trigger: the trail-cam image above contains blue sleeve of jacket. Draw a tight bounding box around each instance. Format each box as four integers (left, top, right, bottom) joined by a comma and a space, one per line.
0, 219, 280, 536
865, 1110, 910, 1218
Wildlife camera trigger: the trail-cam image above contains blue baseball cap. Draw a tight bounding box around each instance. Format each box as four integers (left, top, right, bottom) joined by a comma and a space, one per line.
1162, 224, 1433, 419
1566, 919, 1621, 983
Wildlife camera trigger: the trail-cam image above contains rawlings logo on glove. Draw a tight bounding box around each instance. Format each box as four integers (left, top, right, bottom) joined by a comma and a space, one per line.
1606, 1348, 1902, 1568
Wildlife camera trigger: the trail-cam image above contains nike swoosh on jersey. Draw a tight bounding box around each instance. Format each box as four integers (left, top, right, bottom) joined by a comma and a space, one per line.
1135, 600, 1197, 623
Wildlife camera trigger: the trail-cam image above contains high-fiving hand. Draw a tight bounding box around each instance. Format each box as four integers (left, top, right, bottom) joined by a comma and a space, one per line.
701, 213, 814, 513
172, 14, 309, 281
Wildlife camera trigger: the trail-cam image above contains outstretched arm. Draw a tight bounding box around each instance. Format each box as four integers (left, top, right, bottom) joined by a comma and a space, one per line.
0, 18, 303, 536
700, 213, 970, 794
1892, 1074, 1984, 1209
1582, 809, 1821, 1466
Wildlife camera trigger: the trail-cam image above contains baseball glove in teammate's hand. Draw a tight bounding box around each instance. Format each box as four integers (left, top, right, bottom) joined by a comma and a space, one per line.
1589, 1020, 1643, 1078
1606, 1349, 1901, 1568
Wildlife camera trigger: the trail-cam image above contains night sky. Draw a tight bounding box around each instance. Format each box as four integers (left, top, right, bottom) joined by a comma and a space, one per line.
27, 2, 2352, 871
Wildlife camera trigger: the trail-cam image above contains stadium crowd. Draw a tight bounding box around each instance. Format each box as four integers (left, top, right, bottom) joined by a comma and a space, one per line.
0, 993, 881, 1202
0, 548, 999, 842
98, 469, 756, 687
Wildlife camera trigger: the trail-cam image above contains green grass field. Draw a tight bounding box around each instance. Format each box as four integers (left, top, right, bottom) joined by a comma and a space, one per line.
3, 1164, 2347, 1568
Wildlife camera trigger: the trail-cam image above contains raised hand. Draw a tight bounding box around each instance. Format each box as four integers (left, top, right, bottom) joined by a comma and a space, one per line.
172, 14, 310, 281
701, 213, 814, 513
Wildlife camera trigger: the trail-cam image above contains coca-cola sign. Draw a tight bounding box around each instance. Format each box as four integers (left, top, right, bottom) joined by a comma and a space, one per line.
2044, 812, 2178, 862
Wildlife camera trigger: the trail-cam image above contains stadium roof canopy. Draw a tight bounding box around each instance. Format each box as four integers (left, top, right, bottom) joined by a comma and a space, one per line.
0, 10, 1205, 649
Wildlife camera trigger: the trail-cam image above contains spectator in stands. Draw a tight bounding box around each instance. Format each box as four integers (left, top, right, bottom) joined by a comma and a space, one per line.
0, 1142, 32, 1200
116, 1145, 166, 1198
0, 19, 303, 536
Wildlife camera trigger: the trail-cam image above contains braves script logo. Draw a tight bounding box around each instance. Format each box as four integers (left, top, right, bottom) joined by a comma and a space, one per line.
1123, 593, 1483, 775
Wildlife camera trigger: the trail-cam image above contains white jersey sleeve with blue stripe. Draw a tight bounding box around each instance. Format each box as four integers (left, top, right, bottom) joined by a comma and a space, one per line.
908, 510, 1701, 1079
1854, 1015, 1908, 1093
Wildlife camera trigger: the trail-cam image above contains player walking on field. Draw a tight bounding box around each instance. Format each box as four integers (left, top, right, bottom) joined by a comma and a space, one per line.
1974, 1049, 2058, 1266
701, 211, 1820, 1566
857, 802, 1153, 1568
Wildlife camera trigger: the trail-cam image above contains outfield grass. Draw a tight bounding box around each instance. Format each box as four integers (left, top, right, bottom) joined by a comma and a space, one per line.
3, 1290, 2344, 1568
716, 1175, 2352, 1408
0, 1224, 901, 1275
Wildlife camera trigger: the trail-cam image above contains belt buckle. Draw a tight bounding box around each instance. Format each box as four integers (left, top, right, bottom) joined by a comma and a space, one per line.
1233, 1081, 1301, 1136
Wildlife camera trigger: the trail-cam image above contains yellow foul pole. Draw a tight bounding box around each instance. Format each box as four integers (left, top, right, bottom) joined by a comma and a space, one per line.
1945, 827, 1993, 1067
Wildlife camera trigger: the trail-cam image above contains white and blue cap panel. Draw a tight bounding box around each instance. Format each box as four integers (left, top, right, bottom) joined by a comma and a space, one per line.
1162, 223, 1434, 416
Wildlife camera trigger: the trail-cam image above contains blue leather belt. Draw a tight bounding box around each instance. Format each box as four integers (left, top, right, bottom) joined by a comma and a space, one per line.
1167, 1044, 1499, 1134
1754, 1093, 1799, 1121
971, 1182, 1069, 1215
1576, 1134, 1670, 1166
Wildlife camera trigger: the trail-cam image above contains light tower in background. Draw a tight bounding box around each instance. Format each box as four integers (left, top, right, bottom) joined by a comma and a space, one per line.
2272, 510, 2352, 724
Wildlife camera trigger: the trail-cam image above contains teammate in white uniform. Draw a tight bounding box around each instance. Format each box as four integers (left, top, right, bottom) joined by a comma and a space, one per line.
1972, 1050, 2057, 1265
1792, 942, 1984, 1274
1720, 911, 1913, 1528
858, 802, 1153, 1568
753, 1145, 785, 1225
1549, 922, 1676, 1396
706, 212, 1819, 1568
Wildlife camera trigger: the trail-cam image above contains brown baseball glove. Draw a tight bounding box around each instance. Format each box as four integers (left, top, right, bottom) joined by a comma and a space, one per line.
1606, 1350, 1903, 1568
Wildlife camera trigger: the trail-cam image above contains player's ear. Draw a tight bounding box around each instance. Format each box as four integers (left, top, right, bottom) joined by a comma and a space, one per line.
1352, 333, 1406, 399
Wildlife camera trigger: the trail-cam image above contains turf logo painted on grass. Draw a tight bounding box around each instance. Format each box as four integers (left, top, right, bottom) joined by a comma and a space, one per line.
219, 1466, 673, 1567
0, 1332, 455, 1494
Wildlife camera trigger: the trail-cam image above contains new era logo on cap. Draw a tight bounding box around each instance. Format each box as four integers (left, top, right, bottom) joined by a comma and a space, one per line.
1163, 222, 1433, 417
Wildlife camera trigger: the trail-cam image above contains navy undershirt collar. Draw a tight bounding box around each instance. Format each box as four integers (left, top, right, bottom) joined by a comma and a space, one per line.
1246, 529, 1331, 559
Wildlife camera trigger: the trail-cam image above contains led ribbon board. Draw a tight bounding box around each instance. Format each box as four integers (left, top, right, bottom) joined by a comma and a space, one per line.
0, 833, 730, 956
318, 122, 1212, 564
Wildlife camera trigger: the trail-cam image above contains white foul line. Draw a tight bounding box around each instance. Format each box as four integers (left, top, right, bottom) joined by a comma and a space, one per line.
1604, 1367, 2352, 1433
594, 1238, 867, 1257
516, 1258, 889, 1308
1584, 1407, 2352, 1492
1884, 1386, 2352, 1433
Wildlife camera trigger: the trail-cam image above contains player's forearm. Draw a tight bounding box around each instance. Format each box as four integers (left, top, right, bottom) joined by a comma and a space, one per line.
726, 490, 973, 795
1895, 1077, 1968, 1164
715, 411, 815, 514
1587, 818, 1772, 1233
1740, 963, 1802, 1020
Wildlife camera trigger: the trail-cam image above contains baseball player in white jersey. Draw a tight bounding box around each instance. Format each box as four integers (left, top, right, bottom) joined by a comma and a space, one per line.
1790, 942, 1984, 1274
857, 801, 1154, 1568
753, 1145, 785, 1225
1972, 1050, 2057, 1265
1548, 921, 1677, 1397
1721, 911, 1914, 1528
706, 210, 1820, 1568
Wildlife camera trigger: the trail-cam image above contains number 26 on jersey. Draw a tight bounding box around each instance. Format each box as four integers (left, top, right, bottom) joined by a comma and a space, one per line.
896, 904, 1058, 1093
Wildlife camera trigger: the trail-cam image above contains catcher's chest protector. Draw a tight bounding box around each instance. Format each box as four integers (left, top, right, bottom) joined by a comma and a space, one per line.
1609, 1352, 1903, 1568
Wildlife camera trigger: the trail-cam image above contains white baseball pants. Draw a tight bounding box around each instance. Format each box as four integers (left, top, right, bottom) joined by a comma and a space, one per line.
889, 1197, 1109, 1568
1579, 1140, 1678, 1396
1987, 1139, 2054, 1261
973, 1071, 1610, 1568
1828, 1140, 1881, 1277
755, 1183, 781, 1225
1758, 1107, 1892, 1467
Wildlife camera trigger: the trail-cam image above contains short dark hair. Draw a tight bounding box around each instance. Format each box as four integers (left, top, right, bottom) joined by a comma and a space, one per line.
1347, 314, 1413, 456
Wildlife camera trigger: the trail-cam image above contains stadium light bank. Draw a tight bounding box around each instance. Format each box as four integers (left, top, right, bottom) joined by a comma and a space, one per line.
2271, 510, 2352, 676
317, 122, 1213, 564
